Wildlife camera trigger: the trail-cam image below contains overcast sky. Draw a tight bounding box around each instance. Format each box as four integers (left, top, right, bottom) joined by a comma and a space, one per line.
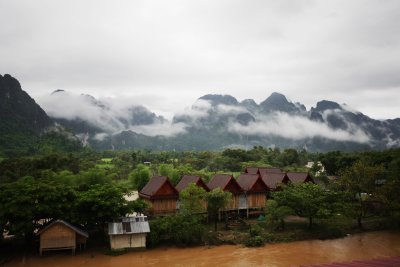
1, 0, 399, 120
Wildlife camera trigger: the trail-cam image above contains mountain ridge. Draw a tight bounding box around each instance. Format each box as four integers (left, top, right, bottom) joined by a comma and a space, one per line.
1, 74, 399, 152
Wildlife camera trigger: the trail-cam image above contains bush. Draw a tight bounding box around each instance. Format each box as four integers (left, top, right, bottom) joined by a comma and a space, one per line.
245, 235, 264, 247
146, 214, 205, 247
249, 224, 263, 237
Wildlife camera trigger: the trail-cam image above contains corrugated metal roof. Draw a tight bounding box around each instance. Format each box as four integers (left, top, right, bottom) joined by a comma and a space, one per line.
108, 217, 150, 235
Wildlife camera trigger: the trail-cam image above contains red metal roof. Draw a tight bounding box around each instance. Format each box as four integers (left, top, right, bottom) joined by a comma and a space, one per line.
236, 173, 269, 192
175, 175, 210, 192
139, 176, 179, 199
207, 174, 243, 194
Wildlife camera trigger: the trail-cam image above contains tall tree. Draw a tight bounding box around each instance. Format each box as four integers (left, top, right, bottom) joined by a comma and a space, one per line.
337, 160, 384, 227
179, 183, 207, 215
274, 183, 337, 228
206, 188, 232, 231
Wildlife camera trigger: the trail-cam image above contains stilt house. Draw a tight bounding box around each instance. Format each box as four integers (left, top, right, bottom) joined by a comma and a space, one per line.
261, 172, 290, 191
207, 174, 244, 211
236, 173, 269, 217
176, 175, 210, 193
36, 219, 88, 256
139, 176, 179, 215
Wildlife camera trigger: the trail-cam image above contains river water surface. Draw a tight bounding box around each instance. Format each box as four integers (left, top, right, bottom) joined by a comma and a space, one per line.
6, 231, 400, 267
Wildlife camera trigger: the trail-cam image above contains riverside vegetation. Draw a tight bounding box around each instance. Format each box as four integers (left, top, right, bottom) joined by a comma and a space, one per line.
0, 147, 400, 260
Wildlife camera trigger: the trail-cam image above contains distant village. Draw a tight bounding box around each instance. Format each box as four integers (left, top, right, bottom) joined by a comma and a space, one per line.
37, 166, 318, 255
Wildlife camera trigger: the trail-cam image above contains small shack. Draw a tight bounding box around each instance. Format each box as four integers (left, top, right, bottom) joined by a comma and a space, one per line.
108, 216, 150, 250
36, 219, 88, 256
139, 176, 179, 215
261, 172, 290, 191
236, 173, 269, 217
207, 174, 244, 211
176, 175, 210, 193
286, 172, 314, 185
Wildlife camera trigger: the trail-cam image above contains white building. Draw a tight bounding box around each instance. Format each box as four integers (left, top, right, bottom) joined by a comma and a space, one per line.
108, 216, 150, 250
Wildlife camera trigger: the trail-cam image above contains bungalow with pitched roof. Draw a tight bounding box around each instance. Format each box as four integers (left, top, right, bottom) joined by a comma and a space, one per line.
176, 175, 210, 193
36, 219, 88, 256
236, 173, 269, 217
207, 174, 244, 211
286, 172, 314, 185
261, 172, 290, 191
139, 176, 179, 215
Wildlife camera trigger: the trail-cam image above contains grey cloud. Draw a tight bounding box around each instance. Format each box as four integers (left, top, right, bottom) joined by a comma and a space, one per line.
229, 112, 370, 143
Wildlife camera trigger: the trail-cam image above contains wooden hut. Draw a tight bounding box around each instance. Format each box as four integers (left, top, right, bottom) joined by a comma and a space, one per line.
244, 167, 283, 176
176, 175, 210, 193
175, 175, 210, 211
139, 176, 179, 215
261, 172, 290, 191
286, 172, 314, 185
108, 216, 150, 250
36, 219, 88, 256
207, 174, 244, 211
236, 173, 269, 217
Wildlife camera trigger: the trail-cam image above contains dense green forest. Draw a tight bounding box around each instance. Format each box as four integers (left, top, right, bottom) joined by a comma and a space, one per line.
1, 147, 399, 248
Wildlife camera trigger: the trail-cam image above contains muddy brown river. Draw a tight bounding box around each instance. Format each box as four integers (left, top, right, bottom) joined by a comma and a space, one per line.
5, 231, 400, 267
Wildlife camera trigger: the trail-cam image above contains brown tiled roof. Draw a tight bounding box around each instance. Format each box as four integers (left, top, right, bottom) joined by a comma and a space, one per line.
261, 172, 288, 189
175, 175, 210, 192
244, 167, 259, 174
207, 174, 243, 194
258, 167, 283, 176
286, 172, 313, 184
139, 176, 179, 199
237, 173, 269, 192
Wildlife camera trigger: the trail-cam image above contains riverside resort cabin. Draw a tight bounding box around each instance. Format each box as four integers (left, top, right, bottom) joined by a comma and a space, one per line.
261, 172, 290, 191
36, 219, 88, 256
236, 173, 269, 217
139, 176, 179, 215
175, 175, 210, 193
108, 215, 150, 250
207, 174, 244, 211
286, 172, 314, 185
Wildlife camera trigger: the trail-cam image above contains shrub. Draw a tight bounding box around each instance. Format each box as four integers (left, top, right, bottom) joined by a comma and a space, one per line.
249, 224, 263, 237
245, 235, 264, 247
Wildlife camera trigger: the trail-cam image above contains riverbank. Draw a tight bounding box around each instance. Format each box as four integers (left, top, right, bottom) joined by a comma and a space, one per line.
3, 231, 400, 267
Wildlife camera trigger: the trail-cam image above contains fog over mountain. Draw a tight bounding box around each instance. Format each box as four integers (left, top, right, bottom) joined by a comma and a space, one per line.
36, 89, 400, 151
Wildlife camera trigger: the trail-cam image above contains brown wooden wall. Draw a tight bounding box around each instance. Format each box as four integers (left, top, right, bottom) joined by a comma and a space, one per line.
147, 198, 177, 215
226, 194, 240, 210
40, 224, 75, 250
247, 193, 266, 209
